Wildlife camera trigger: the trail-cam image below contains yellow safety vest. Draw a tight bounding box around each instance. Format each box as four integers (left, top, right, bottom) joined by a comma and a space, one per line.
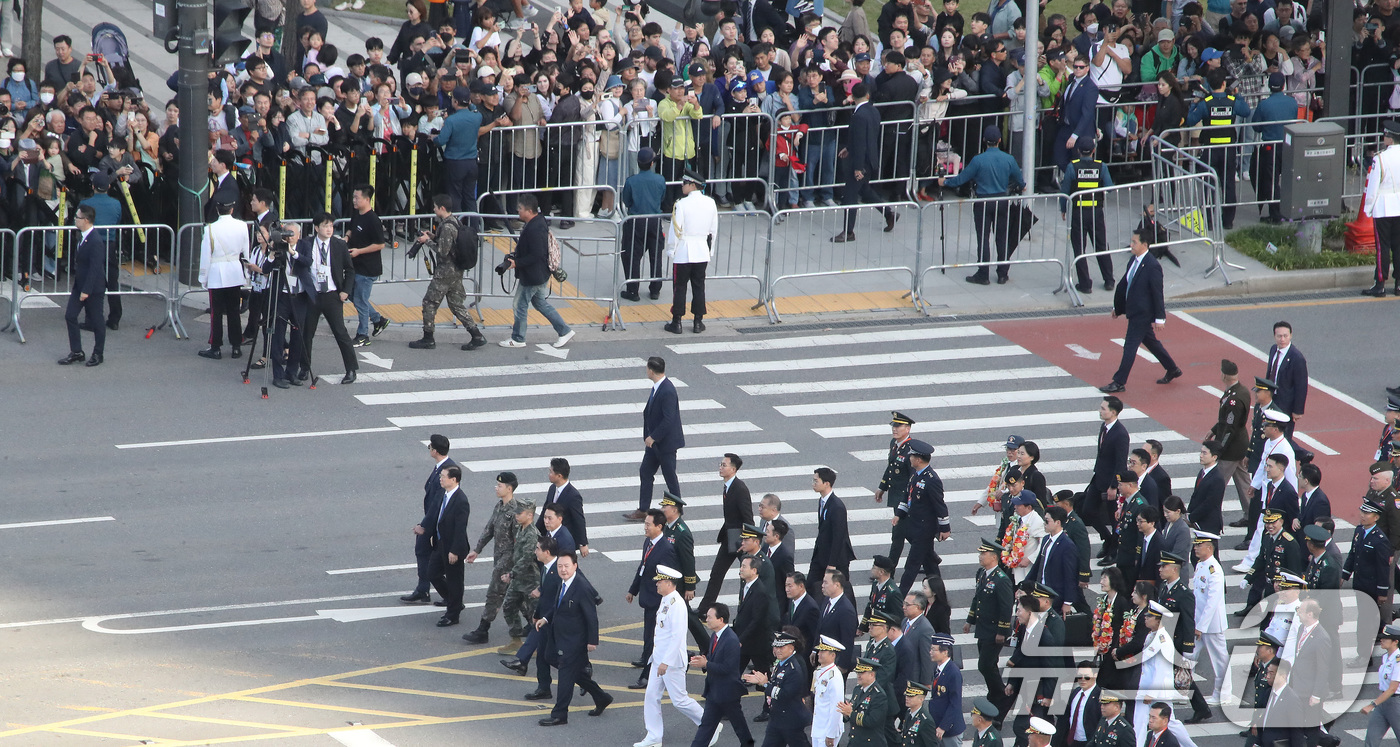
1073, 158, 1102, 207
1205, 94, 1236, 145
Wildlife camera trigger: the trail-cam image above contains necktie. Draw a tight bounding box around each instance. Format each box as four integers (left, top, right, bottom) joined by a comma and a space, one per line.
437, 491, 451, 537
317, 241, 329, 292
1267, 482, 1275, 506
1149, 732, 1159, 747
1127, 257, 1140, 289
1071, 690, 1084, 738
557, 581, 568, 608
711, 632, 719, 653
1197, 469, 1204, 487
1269, 350, 1279, 380
1099, 422, 1107, 446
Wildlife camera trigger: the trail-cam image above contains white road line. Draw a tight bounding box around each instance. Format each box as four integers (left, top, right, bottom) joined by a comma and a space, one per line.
357, 377, 686, 406
587, 506, 893, 540
390, 399, 724, 428
329, 357, 646, 384
330, 730, 398, 747
0, 591, 415, 630
1197, 385, 1339, 456
527, 464, 825, 495
1174, 311, 1384, 422
584, 487, 877, 514
813, 408, 1153, 439
460, 442, 798, 473
422, 421, 762, 450
115, 426, 402, 450
741, 366, 1070, 396
326, 563, 416, 575
777, 386, 1106, 418
706, 345, 1029, 374
1110, 337, 1160, 364
0, 516, 115, 530
667, 326, 992, 354
849, 430, 1187, 461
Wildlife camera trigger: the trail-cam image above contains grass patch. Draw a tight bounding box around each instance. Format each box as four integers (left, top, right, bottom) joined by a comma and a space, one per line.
1225, 223, 1373, 271
336, 0, 408, 19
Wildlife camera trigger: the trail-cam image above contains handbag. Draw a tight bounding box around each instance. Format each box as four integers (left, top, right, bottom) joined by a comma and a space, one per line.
1063, 611, 1093, 647
599, 127, 621, 159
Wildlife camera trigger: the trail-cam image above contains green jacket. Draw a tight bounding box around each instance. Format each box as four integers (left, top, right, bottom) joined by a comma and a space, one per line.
846, 682, 890, 747
666, 519, 698, 592
476, 498, 522, 573
508, 522, 541, 591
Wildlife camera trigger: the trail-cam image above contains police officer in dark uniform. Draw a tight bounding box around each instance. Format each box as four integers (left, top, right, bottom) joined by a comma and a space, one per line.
896, 440, 950, 594
964, 539, 1012, 719
1060, 140, 1115, 294
1343, 500, 1394, 630
1186, 67, 1251, 229
1089, 692, 1135, 747
1246, 508, 1304, 612
967, 697, 1000, 747
743, 630, 810, 747
938, 125, 1027, 286
841, 656, 890, 747
863, 555, 904, 633
877, 412, 916, 564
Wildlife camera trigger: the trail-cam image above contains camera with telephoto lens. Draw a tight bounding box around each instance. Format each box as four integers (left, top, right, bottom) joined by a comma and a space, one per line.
265, 226, 294, 245
495, 252, 516, 276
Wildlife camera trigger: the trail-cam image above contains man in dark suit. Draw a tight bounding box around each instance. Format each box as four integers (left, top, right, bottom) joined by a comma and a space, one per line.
816, 569, 858, 671
1053, 662, 1101, 747
1055, 57, 1100, 173
1189, 441, 1227, 535
289, 213, 359, 385
626, 510, 678, 682
428, 465, 471, 627
1085, 396, 1129, 556
1131, 507, 1165, 587
540, 505, 578, 557
1100, 230, 1181, 393
832, 82, 895, 243
1265, 321, 1308, 439
57, 205, 107, 367
1144, 703, 1182, 747
539, 458, 588, 557
808, 467, 856, 599
625, 356, 685, 520
402, 435, 455, 604
700, 453, 754, 612
761, 519, 795, 599
1144, 440, 1172, 500
688, 602, 755, 747
1288, 599, 1331, 733
899, 592, 937, 686
204, 150, 241, 222
499, 535, 562, 696
781, 571, 821, 663
733, 555, 775, 676
1295, 463, 1330, 552
538, 552, 613, 725
1031, 507, 1085, 613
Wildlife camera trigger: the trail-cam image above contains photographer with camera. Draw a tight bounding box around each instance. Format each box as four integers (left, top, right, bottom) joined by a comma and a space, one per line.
240, 188, 281, 370
408, 194, 487, 351
290, 212, 360, 385
498, 194, 575, 349
256, 219, 309, 390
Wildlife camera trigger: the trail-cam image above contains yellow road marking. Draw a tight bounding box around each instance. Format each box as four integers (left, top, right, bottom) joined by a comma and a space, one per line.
132, 729, 319, 746
1188, 295, 1396, 313
599, 622, 644, 634
144, 711, 319, 733
598, 635, 643, 645
403, 664, 643, 695
232, 695, 427, 721
50, 726, 166, 742
315, 680, 544, 708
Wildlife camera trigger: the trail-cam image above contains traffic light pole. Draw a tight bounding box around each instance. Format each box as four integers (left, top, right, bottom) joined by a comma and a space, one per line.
176, 0, 210, 283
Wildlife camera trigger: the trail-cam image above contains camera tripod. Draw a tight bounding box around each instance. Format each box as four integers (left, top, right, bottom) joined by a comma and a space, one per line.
240, 260, 315, 396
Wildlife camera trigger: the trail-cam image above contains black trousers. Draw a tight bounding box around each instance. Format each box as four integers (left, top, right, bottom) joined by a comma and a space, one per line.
300, 291, 358, 375
639, 604, 658, 666
1111, 316, 1179, 386
1079, 486, 1114, 544
540, 144, 575, 217
104, 294, 123, 325
207, 286, 242, 348
977, 637, 1005, 709
690, 697, 754, 747
413, 533, 434, 596
1377, 216, 1400, 284
242, 288, 270, 341
550, 652, 607, 720
759, 721, 808, 747
700, 547, 741, 612
840, 170, 889, 234
662, 155, 689, 212
898, 531, 942, 594
428, 550, 465, 619
270, 291, 304, 383
1069, 206, 1114, 287
515, 627, 553, 690
972, 199, 1012, 280
65, 291, 105, 355
887, 514, 909, 565
621, 217, 664, 295
1256, 143, 1282, 221
638, 445, 680, 512
1206, 146, 1239, 228
671, 261, 707, 320
445, 157, 479, 215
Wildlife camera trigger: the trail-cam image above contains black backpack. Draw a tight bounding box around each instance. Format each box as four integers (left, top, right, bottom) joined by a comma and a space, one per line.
451, 217, 478, 271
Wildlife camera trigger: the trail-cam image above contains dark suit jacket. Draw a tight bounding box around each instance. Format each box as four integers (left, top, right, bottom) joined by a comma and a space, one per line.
759, 515, 797, 557
1131, 531, 1164, 587
717, 477, 755, 547
1061, 75, 1100, 142
538, 482, 588, 547
1289, 623, 1332, 702
1054, 685, 1103, 747
547, 525, 577, 557
781, 594, 821, 659
431, 487, 471, 559
765, 541, 794, 589
1137, 473, 1160, 511
890, 630, 918, 697
290, 235, 355, 304
1113, 252, 1167, 322
809, 493, 857, 575
1031, 532, 1085, 609
628, 534, 678, 607
734, 577, 775, 659
1263, 479, 1301, 533
1298, 487, 1330, 533
533, 560, 561, 619
1023, 464, 1048, 506
897, 616, 937, 686
70, 230, 108, 298
204, 172, 241, 222
1189, 466, 1226, 534
816, 594, 859, 670
1266, 344, 1308, 416
1147, 466, 1171, 504
643, 378, 685, 452
1091, 420, 1130, 492
545, 572, 600, 665
1146, 729, 1181, 747
846, 102, 883, 176
701, 626, 746, 703
513, 213, 552, 286
420, 458, 458, 537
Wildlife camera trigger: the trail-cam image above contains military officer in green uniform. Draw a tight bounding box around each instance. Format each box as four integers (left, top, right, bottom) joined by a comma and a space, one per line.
499, 500, 540, 653
877, 411, 917, 564
967, 697, 1000, 747
1209, 359, 1252, 523
841, 656, 890, 747
863, 555, 904, 633
1303, 525, 1340, 590
463, 472, 524, 644
964, 538, 1012, 713
1110, 471, 1149, 576
1243, 634, 1281, 741
1246, 508, 1304, 612
660, 492, 709, 647
1089, 691, 1135, 747
863, 612, 900, 692
899, 682, 939, 747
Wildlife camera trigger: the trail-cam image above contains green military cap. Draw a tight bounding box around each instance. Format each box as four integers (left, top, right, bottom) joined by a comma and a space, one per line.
497, 471, 519, 488
1030, 583, 1055, 599
891, 411, 916, 426
1257, 632, 1283, 648
978, 538, 1004, 554
1117, 470, 1138, 484
739, 523, 763, 539
1099, 691, 1125, 704
905, 682, 931, 697
1261, 507, 1284, 522
854, 657, 878, 673
1004, 466, 1023, 482
869, 610, 900, 626
1221, 359, 1238, 376
512, 499, 536, 513
971, 697, 1000, 719
1372, 461, 1394, 475
1303, 525, 1329, 543
1158, 551, 1185, 566
1254, 376, 1278, 392
660, 491, 686, 507
873, 555, 896, 573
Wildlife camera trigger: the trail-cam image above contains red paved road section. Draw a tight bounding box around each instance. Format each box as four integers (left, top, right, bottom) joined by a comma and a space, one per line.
988, 313, 1379, 517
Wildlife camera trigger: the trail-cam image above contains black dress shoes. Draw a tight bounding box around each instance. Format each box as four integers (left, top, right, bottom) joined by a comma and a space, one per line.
198, 346, 222, 360
753, 713, 770, 723
273, 379, 290, 389
341, 370, 357, 384
1184, 710, 1212, 725
399, 593, 429, 604
831, 232, 855, 243
1229, 517, 1249, 528
628, 675, 648, 690
433, 600, 447, 607
1364, 282, 1387, 297
620, 290, 641, 302
524, 689, 553, 701
57, 351, 85, 365
589, 693, 614, 716
106, 320, 120, 331
1098, 382, 1126, 393
663, 321, 682, 334
85, 354, 103, 367
538, 716, 568, 726
884, 212, 899, 232
500, 658, 528, 675
230, 347, 242, 359
1157, 369, 1184, 384
436, 616, 459, 627
693, 320, 706, 333
630, 659, 647, 668
965, 273, 991, 285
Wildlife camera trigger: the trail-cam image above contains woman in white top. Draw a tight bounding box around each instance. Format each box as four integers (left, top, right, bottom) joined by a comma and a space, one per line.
369, 82, 412, 141
573, 78, 601, 218
1363, 624, 1400, 747
594, 75, 627, 218
470, 7, 504, 52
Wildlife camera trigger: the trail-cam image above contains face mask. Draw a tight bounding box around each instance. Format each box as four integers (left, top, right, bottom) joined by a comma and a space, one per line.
39, 92, 54, 104
409, 86, 423, 95
10, 72, 23, 82
1086, 22, 1099, 34
580, 89, 594, 99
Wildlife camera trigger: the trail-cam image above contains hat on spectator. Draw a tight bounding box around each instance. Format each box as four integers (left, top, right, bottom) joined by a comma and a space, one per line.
606, 75, 624, 90
645, 45, 665, 60
668, 74, 685, 88
1268, 72, 1285, 90
616, 56, 637, 71
637, 147, 655, 167
17, 137, 35, 151
290, 76, 309, 90
854, 52, 872, 62
1046, 48, 1065, 61
452, 86, 472, 104
983, 124, 1001, 142
478, 65, 497, 78
1158, 28, 1175, 42
1201, 47, 1223, 62
470, 79, 493, 94
1004, 434, 1025, 450
746, 69, 766, 91
1386, 120, 1400, 137
729, 78, 748, 93
688, 62, 707, 78
406, 72, 424, 86
91, 171, 112, 192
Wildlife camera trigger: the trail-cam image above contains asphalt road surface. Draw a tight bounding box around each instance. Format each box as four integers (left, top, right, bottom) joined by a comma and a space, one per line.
0, 291, 1391, 746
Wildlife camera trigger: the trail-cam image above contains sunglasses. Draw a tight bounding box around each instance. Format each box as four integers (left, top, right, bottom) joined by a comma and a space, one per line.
1075, 675, 1094, 680
1073, 64, 1089, 69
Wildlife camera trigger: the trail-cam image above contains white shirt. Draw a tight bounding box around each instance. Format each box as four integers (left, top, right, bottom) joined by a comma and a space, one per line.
1069, 686, 1093, 741
1090, 41, 1129, 100
310, 236, 337, 293
651, 376, 665, 398
666, 189, 719, 264
810, 663, 847, 740
1365, 144, 1400, 218
1380, 648, 1400, 692
199, 214, 250, 289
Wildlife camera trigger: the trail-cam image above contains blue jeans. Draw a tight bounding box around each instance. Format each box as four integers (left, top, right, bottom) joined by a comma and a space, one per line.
351, 274, 383, 336
801, 130, 838, 202
510, 282, 571, 342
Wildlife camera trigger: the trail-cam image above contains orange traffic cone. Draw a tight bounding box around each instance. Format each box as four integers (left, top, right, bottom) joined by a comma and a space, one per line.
1348, 165, 1377, 255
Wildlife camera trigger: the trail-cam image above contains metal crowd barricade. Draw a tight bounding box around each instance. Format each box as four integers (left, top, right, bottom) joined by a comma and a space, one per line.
1153, 120, 1303, 216
7, 224, 176, 343
917, 193, 1071, 309
473, 215, 623, 329
1317, 111, 1393, 203
765, 201, 920, 323
618, 111, 779, 212
613, 210, 770, 323
475, 119, 620, 219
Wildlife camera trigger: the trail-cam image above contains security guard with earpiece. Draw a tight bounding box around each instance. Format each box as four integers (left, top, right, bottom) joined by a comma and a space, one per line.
1060, 140, 1116, 295
1187, 67, 1251, 230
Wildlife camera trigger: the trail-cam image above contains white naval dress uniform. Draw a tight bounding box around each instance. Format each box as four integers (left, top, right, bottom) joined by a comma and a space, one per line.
1365, 141, 1400, 285
1192, 554, 1231, 704
1135, 627, 1201, 747
810, 662, 846, 747
641, 589, 704, 740
1237, 436, 1297, 569
1365, 647, 1400, 746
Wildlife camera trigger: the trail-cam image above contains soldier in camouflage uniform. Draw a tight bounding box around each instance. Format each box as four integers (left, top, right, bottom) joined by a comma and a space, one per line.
499, 500, 541, 654
462, 472, 522, 644
409, 194, 486, 351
